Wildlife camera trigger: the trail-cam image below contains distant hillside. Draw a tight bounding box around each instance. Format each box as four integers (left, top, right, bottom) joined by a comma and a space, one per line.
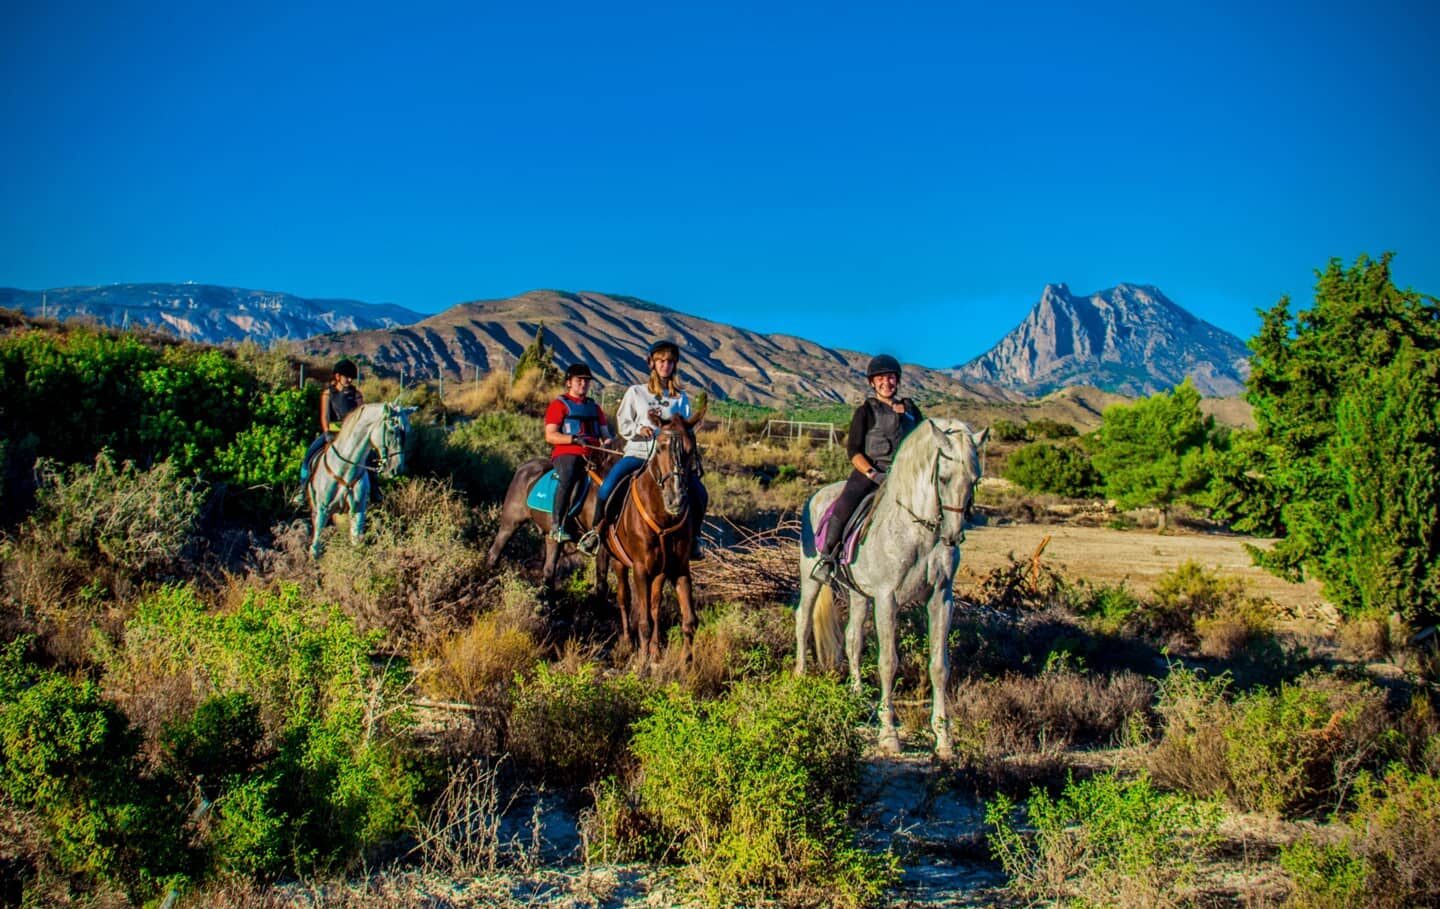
300, 289, 1019, 407
0, 283, 423, 344
952, 283, 1251, 396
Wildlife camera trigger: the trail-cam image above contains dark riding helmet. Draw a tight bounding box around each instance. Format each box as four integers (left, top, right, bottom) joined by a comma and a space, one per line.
866, 354, 901, 379
564, 362, 594, 380
334, 358, 359, 380
648, 340, 681, 361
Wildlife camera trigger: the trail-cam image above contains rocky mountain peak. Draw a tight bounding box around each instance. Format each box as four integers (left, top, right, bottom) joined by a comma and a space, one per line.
951, 284, 1250, 397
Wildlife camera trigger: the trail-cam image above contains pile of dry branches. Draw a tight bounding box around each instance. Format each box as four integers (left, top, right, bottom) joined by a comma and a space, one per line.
693, 517, 801, 604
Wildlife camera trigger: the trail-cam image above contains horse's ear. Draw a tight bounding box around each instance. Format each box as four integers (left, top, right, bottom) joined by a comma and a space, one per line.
973, 427, 990, 448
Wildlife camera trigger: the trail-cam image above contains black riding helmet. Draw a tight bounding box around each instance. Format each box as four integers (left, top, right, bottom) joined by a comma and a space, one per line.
648, 340, 681, 361
866, 354, 901, 379
565, 362, 594, 380
334, 359, 359, 380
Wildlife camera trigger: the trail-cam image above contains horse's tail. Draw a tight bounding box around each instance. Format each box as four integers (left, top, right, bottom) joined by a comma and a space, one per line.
813, 582, 844, 670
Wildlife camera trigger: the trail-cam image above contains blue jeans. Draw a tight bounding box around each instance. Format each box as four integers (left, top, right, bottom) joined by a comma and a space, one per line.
596, 456, 646, 515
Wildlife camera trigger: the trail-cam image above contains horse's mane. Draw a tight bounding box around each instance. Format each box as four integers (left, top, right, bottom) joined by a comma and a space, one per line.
336, 401, 383, 438
880, 418, 983, 525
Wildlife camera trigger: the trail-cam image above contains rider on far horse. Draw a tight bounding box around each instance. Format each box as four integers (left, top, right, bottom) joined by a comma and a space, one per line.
580, 340, 709, 560
543, 363, 614, 543
811, 353, 923, 583
296, 358, 365, 502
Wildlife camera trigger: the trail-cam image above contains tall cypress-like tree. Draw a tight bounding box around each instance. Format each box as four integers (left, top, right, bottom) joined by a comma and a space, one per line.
512, 323, 562, 385
1241, 253, 1440, 624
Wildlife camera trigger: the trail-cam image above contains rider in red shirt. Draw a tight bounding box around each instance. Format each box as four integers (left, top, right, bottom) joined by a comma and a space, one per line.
543, 363, 613, 542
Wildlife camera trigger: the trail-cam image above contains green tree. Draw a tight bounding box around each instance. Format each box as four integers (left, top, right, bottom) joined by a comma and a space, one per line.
1236, 254, 1440, 623
1004, 441, 1100, 497
1089, 379, 1216, 530
512, 322, 562, 385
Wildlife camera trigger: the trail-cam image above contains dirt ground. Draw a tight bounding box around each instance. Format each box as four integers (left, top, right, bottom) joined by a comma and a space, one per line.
956, 520, 1330, 616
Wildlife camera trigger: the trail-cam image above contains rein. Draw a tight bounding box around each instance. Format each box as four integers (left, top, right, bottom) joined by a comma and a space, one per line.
892, 432, 977, 547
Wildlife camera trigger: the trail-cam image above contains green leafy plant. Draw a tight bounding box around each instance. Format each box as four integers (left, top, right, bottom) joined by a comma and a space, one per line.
986, 771, 1221, 908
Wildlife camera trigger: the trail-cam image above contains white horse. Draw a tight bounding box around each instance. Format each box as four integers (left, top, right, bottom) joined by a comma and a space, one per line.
795, 418, 987, 757
305, 401, 414, 557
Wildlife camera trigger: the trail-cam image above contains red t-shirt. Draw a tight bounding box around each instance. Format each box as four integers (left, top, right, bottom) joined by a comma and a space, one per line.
544, 395, 609, 459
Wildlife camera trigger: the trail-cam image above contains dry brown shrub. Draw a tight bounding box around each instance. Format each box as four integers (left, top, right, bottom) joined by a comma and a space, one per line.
682, 602, 795, 696
692, 517, 800, 605
949, 668, 1154, 756
1336, 610, 1402, 662
416, 609, 543, 705
1197, 599, 1277, 659
262, 477, 487, 650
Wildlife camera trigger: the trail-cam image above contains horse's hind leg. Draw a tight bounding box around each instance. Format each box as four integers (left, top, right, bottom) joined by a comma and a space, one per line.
485, 516, 520, 568
795, 567, 822, 676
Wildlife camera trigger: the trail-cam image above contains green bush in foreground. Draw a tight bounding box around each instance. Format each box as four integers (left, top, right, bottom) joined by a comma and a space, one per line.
107, 584, 420, 876
606, 674, 893, 907
987, 771, 1221, 908
0, 639, 190, 901
1282, 766, 1440, 909
507, 661, 651, 786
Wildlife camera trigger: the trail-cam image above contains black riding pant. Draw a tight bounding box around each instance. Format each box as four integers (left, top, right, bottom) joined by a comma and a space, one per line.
552, 455, 585, 529
820, 469, 878, 557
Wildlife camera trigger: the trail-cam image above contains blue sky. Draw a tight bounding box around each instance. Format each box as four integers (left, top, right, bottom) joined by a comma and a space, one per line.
2, 0, 1436, 368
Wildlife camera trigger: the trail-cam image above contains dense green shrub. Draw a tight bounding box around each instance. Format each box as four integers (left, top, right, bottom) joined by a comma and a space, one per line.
105, 584, 419, 874
610, 675, 894, 907
507, 661, 651, 785
1029, 417, 1079, 439
1004, 441, 1100, 497
0, 639, 190, 900
990, 418, 1029, 442
413, 411, 547, 502
1149, 667, 1394, 817
0, 326, 318, 518
986, 771, 1221, 908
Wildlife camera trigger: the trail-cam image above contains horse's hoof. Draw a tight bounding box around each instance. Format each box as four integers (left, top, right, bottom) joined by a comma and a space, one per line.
879, 732, 903, 754
934, 741, 955, 762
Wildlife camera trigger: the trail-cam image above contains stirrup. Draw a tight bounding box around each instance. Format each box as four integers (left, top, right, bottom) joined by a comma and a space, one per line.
551, 527, 573, 543
577, 529, 600, 555
810, 557, 835, 583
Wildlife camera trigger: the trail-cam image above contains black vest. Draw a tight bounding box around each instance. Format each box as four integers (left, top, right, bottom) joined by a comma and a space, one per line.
863, 397, 919, 470
327, 386, 363, 428
556, 396, 601, 438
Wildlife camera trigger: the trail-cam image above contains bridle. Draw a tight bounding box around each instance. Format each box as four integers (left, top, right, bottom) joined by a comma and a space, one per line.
895, 427, 982, 546
648, 424, 692, 515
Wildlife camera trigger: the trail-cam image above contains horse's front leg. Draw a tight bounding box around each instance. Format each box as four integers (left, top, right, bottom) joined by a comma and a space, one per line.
310, 499, 329, 558
674, 572, 696, 665
928, 579, 956, 760
872, 588, 902, 754
541, 538, 561, 593
350, 489, 368, 545
646, 573, 666, 664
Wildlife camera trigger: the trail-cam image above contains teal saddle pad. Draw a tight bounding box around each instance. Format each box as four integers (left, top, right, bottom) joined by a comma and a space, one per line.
527, 470, 589, 515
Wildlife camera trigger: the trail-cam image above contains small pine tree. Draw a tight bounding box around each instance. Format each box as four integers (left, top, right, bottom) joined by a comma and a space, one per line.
512, 323, 562, 386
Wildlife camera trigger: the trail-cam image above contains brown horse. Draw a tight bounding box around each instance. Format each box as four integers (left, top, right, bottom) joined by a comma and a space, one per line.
486, 450, 616, 594
601, 415, 701, 667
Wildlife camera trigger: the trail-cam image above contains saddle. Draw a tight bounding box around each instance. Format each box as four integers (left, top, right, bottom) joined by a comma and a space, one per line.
804, 489, 880, 567
525, 469, 601, 516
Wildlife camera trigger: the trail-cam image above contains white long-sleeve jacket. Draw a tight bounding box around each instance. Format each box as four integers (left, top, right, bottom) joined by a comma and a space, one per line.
615, 384, 693, 459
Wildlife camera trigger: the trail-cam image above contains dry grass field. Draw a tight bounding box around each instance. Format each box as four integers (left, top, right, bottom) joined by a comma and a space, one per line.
957, 522, 1329, 615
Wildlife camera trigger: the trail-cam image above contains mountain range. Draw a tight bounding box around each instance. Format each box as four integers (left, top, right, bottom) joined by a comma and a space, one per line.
1, 281, 1253, 404
952, 283, 1250, 396
0, 283, 423, 344
298, 290, 1018, 406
